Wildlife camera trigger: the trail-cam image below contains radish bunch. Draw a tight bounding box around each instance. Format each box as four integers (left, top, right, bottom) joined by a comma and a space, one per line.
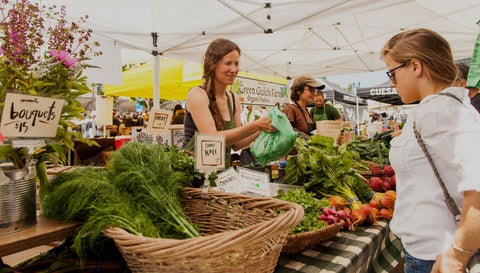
320, 206, 350, 230
368, 164, 396, 192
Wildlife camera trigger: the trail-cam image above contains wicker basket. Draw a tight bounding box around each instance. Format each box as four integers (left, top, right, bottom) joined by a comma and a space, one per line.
104, 187, 304, 273
281, 220, 344, 254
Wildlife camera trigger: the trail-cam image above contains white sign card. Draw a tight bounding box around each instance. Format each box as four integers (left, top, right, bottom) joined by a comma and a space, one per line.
213, 167, 244, 193
0, 93, 65, 138
146, 108, 172, 135
171, 127, 185, 147
237, 167, 271, 197
131, 127, 170, 145
194, 132, 225, 173
95, 96, 113, 126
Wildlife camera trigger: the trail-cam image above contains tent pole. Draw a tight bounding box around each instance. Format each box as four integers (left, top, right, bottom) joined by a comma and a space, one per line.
153, 54, 160, 109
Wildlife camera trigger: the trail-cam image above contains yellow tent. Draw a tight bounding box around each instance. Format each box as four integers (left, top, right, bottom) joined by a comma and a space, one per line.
104, 58, 202, 100
104, 58, 287, 100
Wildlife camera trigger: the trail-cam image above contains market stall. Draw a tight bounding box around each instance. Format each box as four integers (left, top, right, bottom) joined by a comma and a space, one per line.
355, 81, 403, 105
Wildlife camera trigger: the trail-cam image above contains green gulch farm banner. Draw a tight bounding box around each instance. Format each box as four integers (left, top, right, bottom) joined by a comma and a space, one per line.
231, 76, 288, 106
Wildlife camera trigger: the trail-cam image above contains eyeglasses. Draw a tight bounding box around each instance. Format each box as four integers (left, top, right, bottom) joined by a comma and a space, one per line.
386, 62, 408, 82
304, 86, 314, 92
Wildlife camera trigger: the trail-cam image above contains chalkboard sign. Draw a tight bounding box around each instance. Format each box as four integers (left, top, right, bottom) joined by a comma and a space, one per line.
0, 93, 65, 138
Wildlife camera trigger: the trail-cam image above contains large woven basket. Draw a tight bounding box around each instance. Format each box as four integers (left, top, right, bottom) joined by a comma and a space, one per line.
281, 220, 344, 254
104, 187, 304, 273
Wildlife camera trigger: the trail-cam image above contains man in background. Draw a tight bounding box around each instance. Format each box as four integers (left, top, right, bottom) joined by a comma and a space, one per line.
456, 62, 480, 113
310, 91, 343, 122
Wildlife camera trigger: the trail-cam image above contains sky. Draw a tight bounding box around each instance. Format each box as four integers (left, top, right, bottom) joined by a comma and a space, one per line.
326, 70, 390, 89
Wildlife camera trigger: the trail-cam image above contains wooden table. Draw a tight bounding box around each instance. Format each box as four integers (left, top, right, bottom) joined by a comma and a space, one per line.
0, 215, 81, 257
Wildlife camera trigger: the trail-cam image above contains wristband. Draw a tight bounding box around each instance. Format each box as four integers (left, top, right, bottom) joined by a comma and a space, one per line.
451, 241, 476, 254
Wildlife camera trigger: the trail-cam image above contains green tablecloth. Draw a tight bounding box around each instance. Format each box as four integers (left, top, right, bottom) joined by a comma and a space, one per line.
275, 221, 403, 273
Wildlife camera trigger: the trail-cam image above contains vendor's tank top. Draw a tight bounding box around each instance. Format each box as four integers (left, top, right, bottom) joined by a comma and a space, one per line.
183, 88, 235, 168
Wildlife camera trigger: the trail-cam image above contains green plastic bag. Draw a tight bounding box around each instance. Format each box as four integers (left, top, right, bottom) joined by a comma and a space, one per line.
251, 107, 298, 166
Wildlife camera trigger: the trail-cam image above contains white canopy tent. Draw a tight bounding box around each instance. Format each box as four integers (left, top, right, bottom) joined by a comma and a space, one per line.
40, 0, 480, 108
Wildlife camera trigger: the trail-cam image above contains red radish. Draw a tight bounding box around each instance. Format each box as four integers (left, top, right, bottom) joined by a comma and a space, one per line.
380, 196, 395, 209
369, 165, 384, 177
336, 210, 348, 221
384, 165, 395, 177
323, 207, 337, 216
369, 177, 384, 192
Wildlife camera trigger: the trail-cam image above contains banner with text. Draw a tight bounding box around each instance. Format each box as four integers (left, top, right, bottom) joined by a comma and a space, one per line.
231, 76, 288, 106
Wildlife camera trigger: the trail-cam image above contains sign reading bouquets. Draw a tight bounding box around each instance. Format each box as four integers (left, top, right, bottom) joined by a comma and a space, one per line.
0, 93, 65, 138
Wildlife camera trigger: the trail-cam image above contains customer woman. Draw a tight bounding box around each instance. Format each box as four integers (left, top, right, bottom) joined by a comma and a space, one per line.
282, 75, 325, 135
183, 38, 276, 168
382, 28, 480, 273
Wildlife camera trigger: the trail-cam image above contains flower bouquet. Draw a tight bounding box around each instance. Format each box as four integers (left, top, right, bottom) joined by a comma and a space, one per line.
0, 0, 100, 202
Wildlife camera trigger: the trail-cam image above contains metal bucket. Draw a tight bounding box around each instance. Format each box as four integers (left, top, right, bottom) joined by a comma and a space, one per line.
0, 168, 37, 235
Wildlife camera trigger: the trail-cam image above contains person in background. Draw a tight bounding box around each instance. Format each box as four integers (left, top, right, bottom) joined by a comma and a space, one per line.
455, 62, 480, 113
245, 105, 261, 123
380, 112, 389, 128
107, 109, 121, 137
183, 38, 276, 168
382, 28, 480, 273
366, 112, 383, 138
283, 75, 325, 136
309, 90, 343, 122
172, 104, 185, 124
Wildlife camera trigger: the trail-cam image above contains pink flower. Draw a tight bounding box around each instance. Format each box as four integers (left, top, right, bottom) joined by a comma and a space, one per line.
64, 57, 77, 68
0, 47, 3, 56
56, 50, 68, 61
49, 49, 59, 57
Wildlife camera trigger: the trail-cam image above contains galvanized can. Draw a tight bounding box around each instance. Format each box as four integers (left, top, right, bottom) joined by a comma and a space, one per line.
0, 168, 37, 235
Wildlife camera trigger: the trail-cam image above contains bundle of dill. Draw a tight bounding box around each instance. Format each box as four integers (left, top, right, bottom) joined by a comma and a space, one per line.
41, 141, 200, 260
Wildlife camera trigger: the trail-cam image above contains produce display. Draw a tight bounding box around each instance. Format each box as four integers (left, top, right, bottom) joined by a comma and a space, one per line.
276, 188, 330, 234
348, 130, 393, 166
17, 130, 398, 271
283, 134, 396, 230
42, 142, 200, 259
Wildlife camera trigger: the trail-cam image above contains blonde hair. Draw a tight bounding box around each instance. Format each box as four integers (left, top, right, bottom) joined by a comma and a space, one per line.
202, 38, 241, 130
381, 28, 457, 86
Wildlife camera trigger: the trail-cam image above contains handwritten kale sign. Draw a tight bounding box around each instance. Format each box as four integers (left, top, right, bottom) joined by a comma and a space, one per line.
194, 132, 225, 172
0, 93, 65, 138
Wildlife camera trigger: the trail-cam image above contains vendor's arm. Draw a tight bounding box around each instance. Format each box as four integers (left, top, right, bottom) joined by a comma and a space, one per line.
186, 87, 276, 147
431, 190, 480, 272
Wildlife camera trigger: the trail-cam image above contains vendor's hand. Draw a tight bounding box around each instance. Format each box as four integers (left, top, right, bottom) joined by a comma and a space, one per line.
256, 116, 277, 133
431, 247, 471, 273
